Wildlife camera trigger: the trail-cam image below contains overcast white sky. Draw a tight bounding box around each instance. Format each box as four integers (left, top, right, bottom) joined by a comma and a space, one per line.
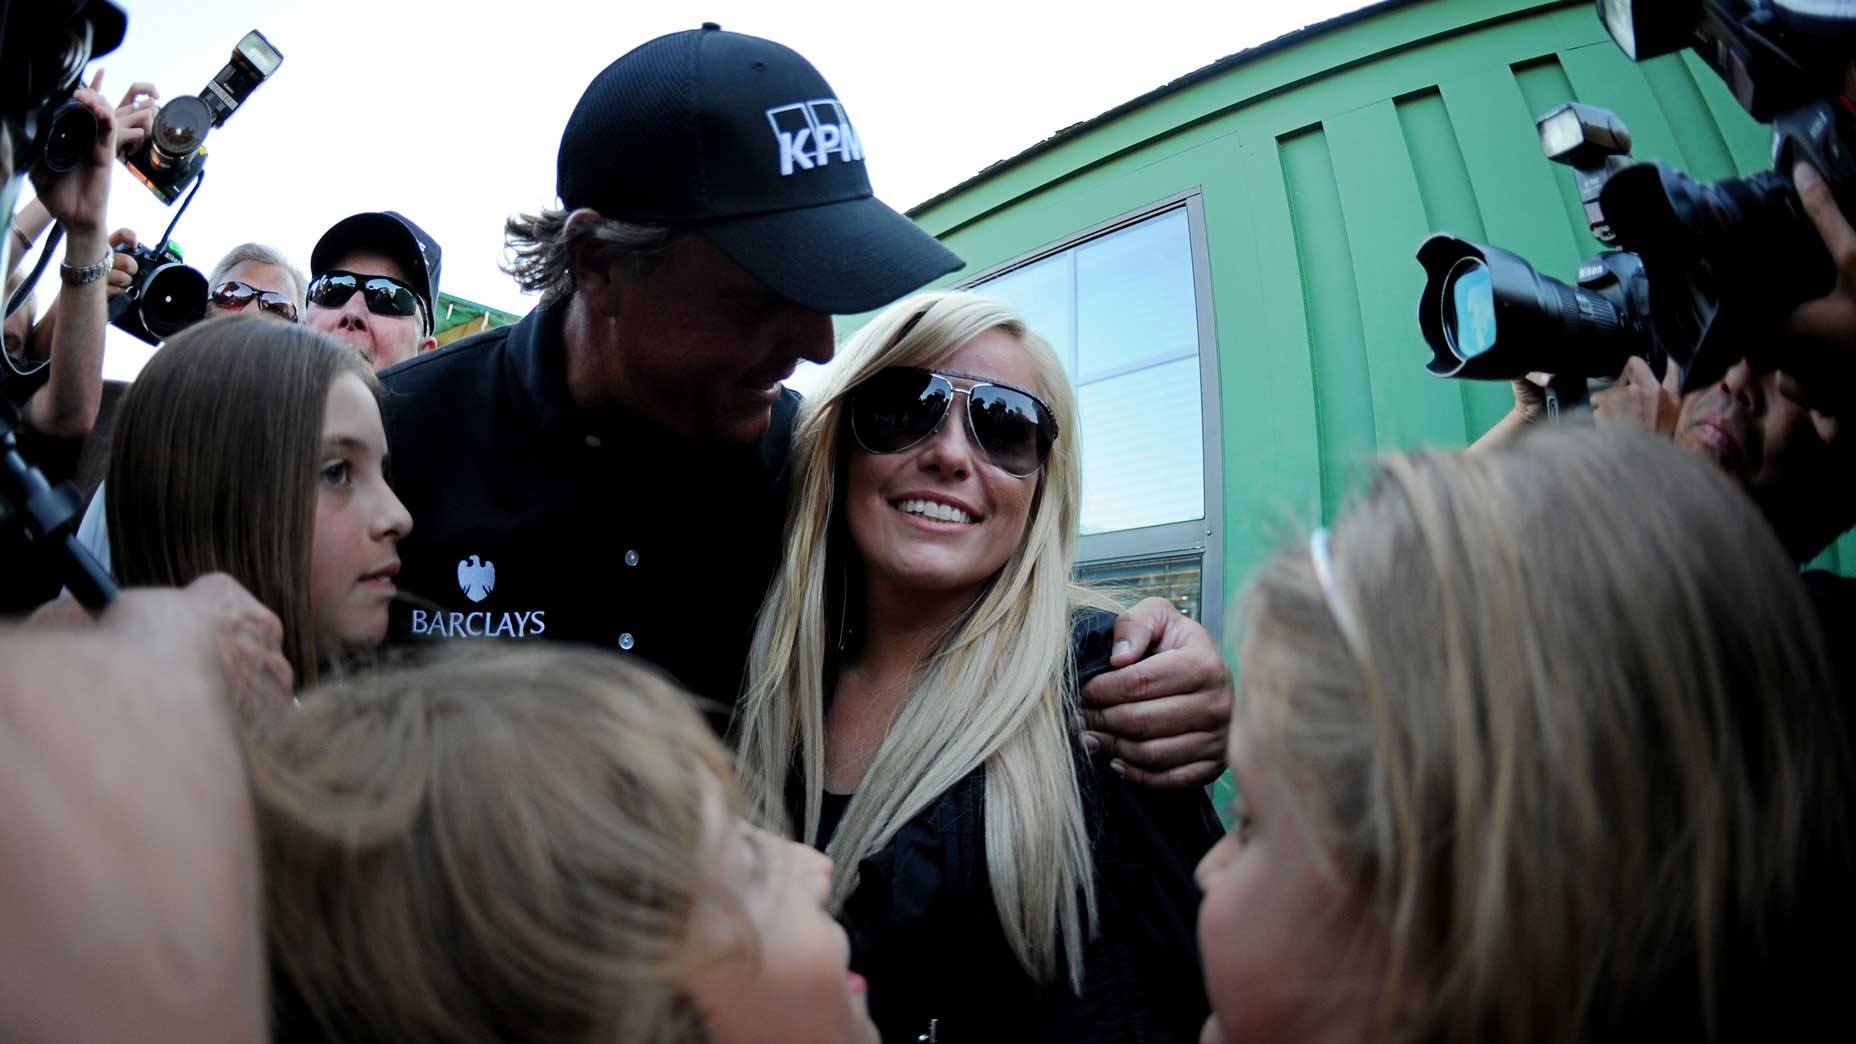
32, 0, 1374, 381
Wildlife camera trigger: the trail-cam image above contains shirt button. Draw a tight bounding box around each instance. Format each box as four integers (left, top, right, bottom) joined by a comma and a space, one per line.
618, 632, 635, 650
624, 549, 639, 567
585, 434, 602, 448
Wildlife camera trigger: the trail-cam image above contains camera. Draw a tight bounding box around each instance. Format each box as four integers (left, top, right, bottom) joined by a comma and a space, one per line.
1418, 102, 1656, 389
124, 29, 282, 204
1417, 0, 1856, 398
1, 1, 127, 180
107, 241, 207, 346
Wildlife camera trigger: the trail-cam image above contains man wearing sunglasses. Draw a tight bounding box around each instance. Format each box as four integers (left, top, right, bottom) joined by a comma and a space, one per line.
205, 242, 305, 323
305, 210, 440, 371
377, 26, 1235, 788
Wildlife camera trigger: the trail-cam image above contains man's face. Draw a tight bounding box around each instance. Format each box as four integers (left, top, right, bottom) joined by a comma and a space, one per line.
604, 236, 835, 444
305, 249, 431, 372
1673, 359, 1829, 489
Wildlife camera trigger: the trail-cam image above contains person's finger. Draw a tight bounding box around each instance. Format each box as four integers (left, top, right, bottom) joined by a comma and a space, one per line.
115, 81, 158, 109
1796, 162, 1856, 282
1088, 729, 1227, 775
1109, 757, 1225, 789
108, 227, 137, 250
89, 68, 105, 94
1525, 371, 1553, 388
1621, 355, 1655, 386
1081, 688, 1231, 740
1810, 407, 1841, 447
1106, 599, 1169, 667
1084, 647, 1225, 708
1661, 355, 1682, 399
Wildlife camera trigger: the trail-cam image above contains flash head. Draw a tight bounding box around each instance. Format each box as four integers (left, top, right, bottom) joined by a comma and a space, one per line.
1538, 102, 1633, 166
1597, 0, 1704, 60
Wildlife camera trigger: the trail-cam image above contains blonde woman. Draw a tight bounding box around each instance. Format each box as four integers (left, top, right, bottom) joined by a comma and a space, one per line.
733, 291, 1221, 1042
1196, 426, 1851, 1044
253, 644, 879, 1044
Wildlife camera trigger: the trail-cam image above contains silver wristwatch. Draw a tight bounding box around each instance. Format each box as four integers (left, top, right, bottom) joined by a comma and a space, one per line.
59, 250, 112, 286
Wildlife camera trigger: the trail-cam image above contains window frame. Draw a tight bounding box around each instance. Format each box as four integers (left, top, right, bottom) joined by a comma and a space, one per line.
957, 190, 1225, 639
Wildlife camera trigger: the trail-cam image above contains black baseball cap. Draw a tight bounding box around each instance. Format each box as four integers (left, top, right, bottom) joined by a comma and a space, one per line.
310, 211, 442, 334
556, 24, 963, 315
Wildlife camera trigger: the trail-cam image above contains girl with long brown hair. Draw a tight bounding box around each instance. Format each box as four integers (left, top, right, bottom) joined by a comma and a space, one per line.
107, 314, 410, 688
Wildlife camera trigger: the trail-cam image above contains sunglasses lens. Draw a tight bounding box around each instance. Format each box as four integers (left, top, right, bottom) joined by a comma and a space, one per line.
210, 282, 255, 309
308, 274, 358, 308
362, 279, 419, 317
968, 386, 1049, 476
259, 295, 299, 322
853, 369, 951, 452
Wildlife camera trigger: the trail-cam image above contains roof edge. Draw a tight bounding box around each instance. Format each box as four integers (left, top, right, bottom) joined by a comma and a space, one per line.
905, 0, 1423, 218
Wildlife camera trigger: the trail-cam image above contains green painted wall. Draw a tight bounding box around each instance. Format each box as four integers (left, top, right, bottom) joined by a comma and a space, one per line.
878, 0, 1853, 620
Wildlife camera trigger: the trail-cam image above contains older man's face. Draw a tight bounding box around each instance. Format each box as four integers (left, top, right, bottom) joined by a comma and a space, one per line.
305, 249, 430, 372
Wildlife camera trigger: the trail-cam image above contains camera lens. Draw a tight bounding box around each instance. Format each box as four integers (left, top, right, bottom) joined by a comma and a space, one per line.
1442, 257, 1497, 361
1417, 235, 1645, 380
40, 97, 97, 175
137, 262, 208, 337
148, 95, 212, 169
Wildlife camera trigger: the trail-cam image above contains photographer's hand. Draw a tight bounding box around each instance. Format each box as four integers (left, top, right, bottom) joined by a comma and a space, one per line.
1468, 372, 1552, 452
27, 72, 118, 236
107, 227, 139, 299
1592, 356, 1681, 436
112, 82, 159, 158
1787, 162, 1856, 353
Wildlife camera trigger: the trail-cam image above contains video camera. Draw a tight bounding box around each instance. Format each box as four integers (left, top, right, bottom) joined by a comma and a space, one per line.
1417, 0, 1856, 402
124, 29, 282, 204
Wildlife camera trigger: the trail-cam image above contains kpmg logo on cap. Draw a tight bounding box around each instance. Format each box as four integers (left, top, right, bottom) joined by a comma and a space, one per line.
766, 99, 863, 177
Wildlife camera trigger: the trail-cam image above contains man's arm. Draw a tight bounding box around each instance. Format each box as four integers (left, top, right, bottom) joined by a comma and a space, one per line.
20, 78, 120, 440
1080, 598, 1233, 788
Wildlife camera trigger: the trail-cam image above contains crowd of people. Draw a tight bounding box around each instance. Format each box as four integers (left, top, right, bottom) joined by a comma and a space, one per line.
3, 14, 1854, 1044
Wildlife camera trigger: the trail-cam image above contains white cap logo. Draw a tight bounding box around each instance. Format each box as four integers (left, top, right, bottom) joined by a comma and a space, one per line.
766, 99, 864, 177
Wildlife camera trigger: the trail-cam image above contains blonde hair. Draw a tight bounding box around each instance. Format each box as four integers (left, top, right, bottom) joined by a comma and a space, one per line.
1235, 426, 1845, 1042
250, 645, 738, 1044
732, 290, 1101, 988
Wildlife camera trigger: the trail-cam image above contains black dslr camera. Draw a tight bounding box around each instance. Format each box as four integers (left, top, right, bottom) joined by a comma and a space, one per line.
124, 29, 282, 204
1, 1, 127, 181
107, 241, 207, 346
1417, 0, 1856, 402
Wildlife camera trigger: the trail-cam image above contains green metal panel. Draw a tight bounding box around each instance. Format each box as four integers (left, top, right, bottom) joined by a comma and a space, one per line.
885, 0, 1852, 602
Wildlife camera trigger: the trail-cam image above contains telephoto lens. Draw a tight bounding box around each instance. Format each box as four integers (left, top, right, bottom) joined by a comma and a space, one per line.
1416, 235, 1651, 380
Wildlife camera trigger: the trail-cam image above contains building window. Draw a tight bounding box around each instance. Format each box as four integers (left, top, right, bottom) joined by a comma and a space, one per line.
966, 195, 1223, 633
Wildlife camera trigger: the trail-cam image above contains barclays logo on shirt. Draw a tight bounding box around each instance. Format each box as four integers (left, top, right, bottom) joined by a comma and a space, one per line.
408, 554, 547, 639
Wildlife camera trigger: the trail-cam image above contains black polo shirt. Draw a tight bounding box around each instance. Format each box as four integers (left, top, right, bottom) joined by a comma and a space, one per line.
379, 300, 795, 715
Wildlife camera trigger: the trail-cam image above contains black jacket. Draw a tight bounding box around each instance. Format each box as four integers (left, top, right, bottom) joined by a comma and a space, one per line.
812, 611, 1223, 1043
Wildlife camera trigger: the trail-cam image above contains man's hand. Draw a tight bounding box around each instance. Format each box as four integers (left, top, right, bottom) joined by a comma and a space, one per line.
27, 72, 119, 235
112, 81, 159, 158
106, 227, 139, 299
1788, 161, 1856, 352
1081, 597, 1232, 787
99, 574, 295, 713
1592, 355, 1681, 436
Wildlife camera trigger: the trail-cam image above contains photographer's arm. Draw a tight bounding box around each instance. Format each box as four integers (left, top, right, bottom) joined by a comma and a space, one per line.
1468, 374, 1551, 452
20, 80, 118, 440
1081, 599, 1233, 788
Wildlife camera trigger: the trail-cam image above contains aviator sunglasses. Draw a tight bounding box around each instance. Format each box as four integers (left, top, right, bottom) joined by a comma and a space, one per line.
306, 270, 421, 321
849, 366, 1059, 477
209, 280, 300, 322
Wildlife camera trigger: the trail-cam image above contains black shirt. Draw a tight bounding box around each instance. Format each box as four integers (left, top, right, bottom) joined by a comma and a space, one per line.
378, 301, 794, 714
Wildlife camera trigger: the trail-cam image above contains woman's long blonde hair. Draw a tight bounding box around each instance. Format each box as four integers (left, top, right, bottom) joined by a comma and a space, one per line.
1235, 426, 1845, 1042
732, 290, 1098, 988
250, 645, 737, 1044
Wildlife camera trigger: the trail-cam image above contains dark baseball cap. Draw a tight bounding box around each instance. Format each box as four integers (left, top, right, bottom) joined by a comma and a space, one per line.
555, 24, 963, 315
310, 211, 442, 334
